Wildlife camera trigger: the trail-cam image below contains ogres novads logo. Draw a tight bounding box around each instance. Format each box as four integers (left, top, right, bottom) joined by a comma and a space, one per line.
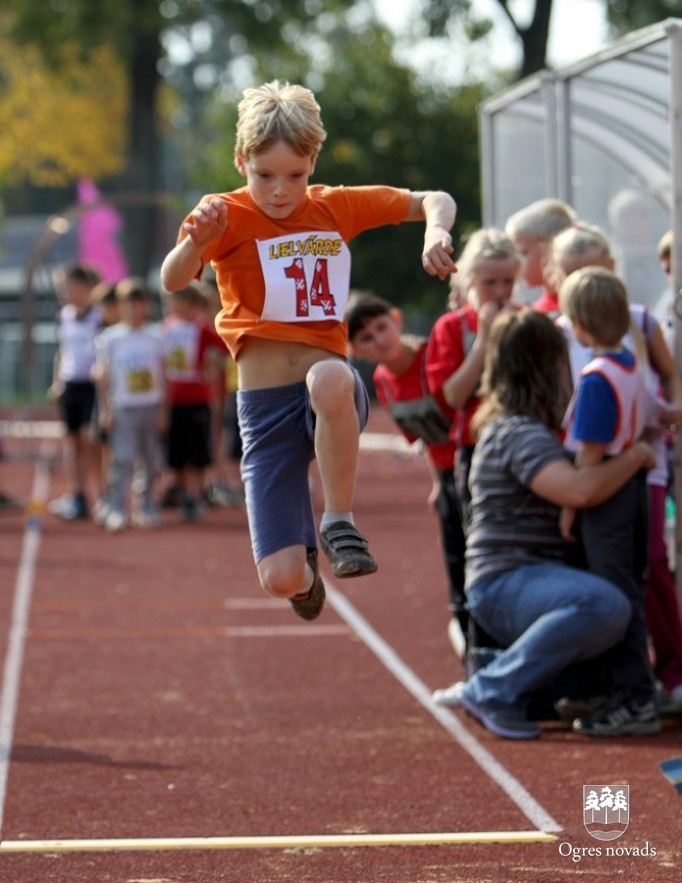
583, 785, 630, 841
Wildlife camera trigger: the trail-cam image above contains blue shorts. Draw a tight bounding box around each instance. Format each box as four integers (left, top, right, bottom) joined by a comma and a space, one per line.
238, 368, 369, 563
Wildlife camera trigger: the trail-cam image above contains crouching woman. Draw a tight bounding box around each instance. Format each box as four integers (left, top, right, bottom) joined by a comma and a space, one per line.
433, 309, 655, 739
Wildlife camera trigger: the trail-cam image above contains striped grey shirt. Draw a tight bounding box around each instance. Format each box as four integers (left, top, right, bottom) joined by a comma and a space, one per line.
465, 414, 571, 589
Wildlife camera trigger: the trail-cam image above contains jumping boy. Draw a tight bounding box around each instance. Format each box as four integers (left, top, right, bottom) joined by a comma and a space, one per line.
160, 80, 457, 621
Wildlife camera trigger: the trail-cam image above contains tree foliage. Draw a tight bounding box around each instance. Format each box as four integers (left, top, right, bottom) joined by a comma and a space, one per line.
0, 35, 127, 187
605, 0, 680, 32
2, 0, 484, 299
421, 0, 555, 79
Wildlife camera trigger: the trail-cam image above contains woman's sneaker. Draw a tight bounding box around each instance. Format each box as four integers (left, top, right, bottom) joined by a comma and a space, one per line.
573, 698, 661, 737
432, 681, 540, 740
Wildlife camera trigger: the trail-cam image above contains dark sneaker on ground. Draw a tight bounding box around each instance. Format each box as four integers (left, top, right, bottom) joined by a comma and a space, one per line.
573, 699, 661, 737
433, 681, 540, 740
290, 549, 326, 621
181, 496, 203, 522
319, 521, 377, 578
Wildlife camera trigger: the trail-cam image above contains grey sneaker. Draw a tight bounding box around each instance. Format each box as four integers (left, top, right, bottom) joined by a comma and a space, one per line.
290, 549, 326, 621
320, 520, 377, 578
433, 681, 540, 740
573, 698, 661, 737
48, 492, 88, 520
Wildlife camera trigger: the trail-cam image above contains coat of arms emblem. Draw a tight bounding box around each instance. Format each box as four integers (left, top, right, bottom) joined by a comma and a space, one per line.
583, 785, 630, 841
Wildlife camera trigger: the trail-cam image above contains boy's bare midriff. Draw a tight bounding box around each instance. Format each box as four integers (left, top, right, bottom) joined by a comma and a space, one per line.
237, 336, 344, 390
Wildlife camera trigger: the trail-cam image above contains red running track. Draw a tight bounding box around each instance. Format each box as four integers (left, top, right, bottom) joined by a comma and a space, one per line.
0, 407, 680, 883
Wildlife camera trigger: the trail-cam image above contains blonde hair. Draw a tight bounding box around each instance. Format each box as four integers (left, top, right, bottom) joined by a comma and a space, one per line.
456, 228, 520, 306
657, 229, 673, 262
505, 198, 576, 242
550, 223, 614, 287
234, 80, 327, 165
559, 266, 630, 347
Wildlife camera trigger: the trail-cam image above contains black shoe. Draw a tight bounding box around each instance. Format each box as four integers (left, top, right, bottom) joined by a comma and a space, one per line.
290, 549, 326, 621
573, 698, 661, 737
320, 520, 377, 578
181, 496, 203, 522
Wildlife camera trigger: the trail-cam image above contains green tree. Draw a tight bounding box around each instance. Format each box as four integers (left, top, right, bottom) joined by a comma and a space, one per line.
605, 0, 680, 31
421, 0, 556, 79
3, 0, 347, 273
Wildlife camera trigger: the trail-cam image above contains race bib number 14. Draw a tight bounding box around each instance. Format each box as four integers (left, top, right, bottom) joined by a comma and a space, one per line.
256, 230, 351, 322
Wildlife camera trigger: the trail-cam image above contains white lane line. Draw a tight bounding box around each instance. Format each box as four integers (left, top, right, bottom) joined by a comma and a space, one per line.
0, 448, 51, 837
325, 583, 562, 834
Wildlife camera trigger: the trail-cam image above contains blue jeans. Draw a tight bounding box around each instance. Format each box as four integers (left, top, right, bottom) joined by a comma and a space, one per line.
464, 562, 631, 711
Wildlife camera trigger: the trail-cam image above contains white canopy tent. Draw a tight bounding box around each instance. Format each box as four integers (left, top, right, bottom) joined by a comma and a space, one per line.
478, 17, 682, 588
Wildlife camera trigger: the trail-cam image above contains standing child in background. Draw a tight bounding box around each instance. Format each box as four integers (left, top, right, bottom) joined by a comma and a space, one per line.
160, 80, 457, 621
345, 291, 467, 657
161, 284, 224, 522
560, 266, 666, 736
48, 263, 102, 521
552, 223, 682, 713
505, 198, 575, 316
425, 228, 521, 529
90, 281, 121, 522
95, 278, 167, 531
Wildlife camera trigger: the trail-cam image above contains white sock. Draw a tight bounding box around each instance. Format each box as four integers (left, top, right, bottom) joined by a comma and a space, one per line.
320, 512, 354, 532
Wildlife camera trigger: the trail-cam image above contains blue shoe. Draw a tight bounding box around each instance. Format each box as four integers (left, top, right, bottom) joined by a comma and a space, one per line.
434, 682, 540, 740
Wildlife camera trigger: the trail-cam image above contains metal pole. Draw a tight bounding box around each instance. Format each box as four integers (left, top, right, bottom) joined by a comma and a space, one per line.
667, 20, 682, 597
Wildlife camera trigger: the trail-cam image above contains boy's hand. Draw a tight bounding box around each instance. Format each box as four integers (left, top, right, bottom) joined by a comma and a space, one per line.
183, 197, 229, 248
422, 231, 456, 280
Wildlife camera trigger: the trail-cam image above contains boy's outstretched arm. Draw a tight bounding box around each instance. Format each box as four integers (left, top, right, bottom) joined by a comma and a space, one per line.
405, 191, 457, 280
160, 197, 229, 291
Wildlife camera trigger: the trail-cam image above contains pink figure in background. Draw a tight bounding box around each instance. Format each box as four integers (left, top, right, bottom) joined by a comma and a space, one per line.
77, 178, 128, 283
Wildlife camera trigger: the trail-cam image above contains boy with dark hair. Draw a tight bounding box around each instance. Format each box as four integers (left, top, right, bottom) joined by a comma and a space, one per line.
346, 292, 466, 654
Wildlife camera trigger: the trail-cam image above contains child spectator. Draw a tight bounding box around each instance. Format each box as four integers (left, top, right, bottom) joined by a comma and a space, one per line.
94, 278, 167, 531
560, 266, 666, 735
346, 291, 467, 656
425, 228, 521, 529
48, 263, 102, 520
160, 80, 457, 621
161, 283, 224, 522
90, 281, 121, 522
553, 223, 682, 714
505, 198, 576, 315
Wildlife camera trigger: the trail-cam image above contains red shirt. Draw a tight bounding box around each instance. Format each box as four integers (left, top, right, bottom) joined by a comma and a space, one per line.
162, 315, 224, 406
373, 342, 455, 470
532, 289, 559, 314
425, 304, 480, 448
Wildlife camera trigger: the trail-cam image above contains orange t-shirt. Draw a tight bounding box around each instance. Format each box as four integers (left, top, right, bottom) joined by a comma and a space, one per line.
184, 184, 411, 360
